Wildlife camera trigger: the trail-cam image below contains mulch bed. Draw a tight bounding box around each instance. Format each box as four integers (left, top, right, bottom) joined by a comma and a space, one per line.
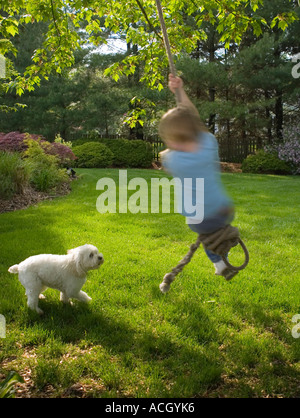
152, 161, 242, 173
220, 162, 242, 173
0, 183, 71, 214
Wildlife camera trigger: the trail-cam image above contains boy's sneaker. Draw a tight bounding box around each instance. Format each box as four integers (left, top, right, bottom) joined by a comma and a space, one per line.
214, 260, 238, 281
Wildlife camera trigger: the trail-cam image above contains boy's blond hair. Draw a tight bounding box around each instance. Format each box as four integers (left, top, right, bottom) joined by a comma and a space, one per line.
159, 105, 208, 143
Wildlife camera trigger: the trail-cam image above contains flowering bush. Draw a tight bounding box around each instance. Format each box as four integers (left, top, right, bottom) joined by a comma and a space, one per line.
265, 127, 300, 174
0, 132, 44, 153
43, 141, 76, 167
0, 131, 76, 167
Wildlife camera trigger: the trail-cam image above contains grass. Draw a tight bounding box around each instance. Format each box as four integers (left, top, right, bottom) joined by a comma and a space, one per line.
0, 168, 300, 398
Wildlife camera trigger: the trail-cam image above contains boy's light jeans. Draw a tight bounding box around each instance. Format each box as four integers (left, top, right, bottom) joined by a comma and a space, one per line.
187, 208, 234, 263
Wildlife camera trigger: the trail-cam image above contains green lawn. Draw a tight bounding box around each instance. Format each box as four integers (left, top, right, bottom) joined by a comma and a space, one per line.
0, 169, 299, 398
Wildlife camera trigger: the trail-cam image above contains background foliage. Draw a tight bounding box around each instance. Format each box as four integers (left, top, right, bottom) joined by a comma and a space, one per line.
0, 0, 299, 154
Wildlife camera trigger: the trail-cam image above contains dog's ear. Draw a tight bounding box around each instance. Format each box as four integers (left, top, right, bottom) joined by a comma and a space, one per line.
67, 247, 81, 256
67, 247, 86, 276
74, 248, 86, 276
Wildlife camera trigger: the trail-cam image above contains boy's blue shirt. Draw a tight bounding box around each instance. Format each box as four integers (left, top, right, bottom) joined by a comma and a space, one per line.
163, 132, 232, 220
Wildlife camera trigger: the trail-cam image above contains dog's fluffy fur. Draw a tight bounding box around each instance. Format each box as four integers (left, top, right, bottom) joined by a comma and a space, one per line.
8, 244, 104, 315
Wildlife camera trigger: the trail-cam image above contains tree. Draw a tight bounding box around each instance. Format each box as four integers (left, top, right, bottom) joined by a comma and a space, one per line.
1, 0, 297, 98
177, 0, 299, 146
1, 0, 298, 147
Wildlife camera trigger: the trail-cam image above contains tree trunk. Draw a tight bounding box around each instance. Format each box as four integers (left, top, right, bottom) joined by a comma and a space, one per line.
208, 87, 216, 133
264, 90, 272, 143
274, 31, 283, 140
208, 30, 216, 133
275, 89, 283, 140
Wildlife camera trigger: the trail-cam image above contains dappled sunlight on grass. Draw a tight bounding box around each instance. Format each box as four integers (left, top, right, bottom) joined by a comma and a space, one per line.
0, 169, 299, 397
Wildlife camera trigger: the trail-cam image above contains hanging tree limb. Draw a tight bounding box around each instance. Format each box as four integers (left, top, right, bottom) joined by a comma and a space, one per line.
134, 0, 163, 41
50, 0, 62, 41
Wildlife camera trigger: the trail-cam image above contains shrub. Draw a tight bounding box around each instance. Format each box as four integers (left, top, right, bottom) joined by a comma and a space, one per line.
43, 141, 76, 167
265, 127, 300, 174
0, 131, 76, 167
24, 139, 69, 192
54, 133, 73, 149
0, 372, 24, 398
0, 131, 44, 153
72, 142, 114, 168
0, 151, 29, 199
71, 137, 153, 168
100, 138, 153, 168
71, 137, 98, 147
242, 150, 291, 175
127, 140, 153, 168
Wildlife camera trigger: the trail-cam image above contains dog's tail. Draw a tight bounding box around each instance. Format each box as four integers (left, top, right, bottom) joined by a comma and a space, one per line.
8, 264, 19, 274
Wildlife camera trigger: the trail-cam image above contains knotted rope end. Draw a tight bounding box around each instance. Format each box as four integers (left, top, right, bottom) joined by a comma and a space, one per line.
159, 282, 170, 293
159, 272, 175, 293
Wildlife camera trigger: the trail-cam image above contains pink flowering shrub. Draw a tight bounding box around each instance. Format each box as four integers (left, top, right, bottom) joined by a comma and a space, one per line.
0, 132, 45, 152
265, 127, 300, 174
0, 131, 76, 166
277, 127, 300, 174
42, 141, 76, 167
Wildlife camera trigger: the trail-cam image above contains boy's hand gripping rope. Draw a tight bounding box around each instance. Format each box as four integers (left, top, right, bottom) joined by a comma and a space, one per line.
159, 225, 249, 293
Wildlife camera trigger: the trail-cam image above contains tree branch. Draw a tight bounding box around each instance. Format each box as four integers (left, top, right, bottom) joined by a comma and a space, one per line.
134, 0, 163, 41
50, 0, 61, 41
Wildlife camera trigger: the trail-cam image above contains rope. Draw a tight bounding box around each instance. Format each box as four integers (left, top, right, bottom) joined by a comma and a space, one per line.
155, 0, 182, 104
160, 225, 249, 293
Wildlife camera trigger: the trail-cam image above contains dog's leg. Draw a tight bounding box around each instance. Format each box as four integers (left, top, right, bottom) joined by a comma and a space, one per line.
72, 290, 92, 303
39, 286, 48, 300
60, 292, 71, 305
26, 288, 44, 315
19, 272, 44, 315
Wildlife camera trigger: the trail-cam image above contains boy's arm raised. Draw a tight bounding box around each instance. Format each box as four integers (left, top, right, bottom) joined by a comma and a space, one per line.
168, 74, 199, 117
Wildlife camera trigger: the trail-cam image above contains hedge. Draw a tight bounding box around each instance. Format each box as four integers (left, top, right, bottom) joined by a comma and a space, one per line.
242, 150, 291, 175
72, 142, 114, 168
72, 138, 153, 168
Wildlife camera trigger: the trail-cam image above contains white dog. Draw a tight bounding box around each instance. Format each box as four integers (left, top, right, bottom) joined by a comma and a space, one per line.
8, 244, 104, 315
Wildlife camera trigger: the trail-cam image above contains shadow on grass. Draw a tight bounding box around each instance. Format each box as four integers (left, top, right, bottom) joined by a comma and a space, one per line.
0, 206, 68, 267
0, 206, 69, 320
27, 295, 222, 396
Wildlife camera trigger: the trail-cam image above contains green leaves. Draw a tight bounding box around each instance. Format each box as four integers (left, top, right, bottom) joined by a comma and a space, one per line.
0, 39, 17, 56
123, 96, 151, 128
104, 56, 138, 82
0, 372, 24, 398
250, 0, 264, 12
0, 0, 299, 100
271, 12, 298, 31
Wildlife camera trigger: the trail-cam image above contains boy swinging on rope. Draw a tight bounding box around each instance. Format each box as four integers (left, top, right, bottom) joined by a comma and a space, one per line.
159, 74, 238, 281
